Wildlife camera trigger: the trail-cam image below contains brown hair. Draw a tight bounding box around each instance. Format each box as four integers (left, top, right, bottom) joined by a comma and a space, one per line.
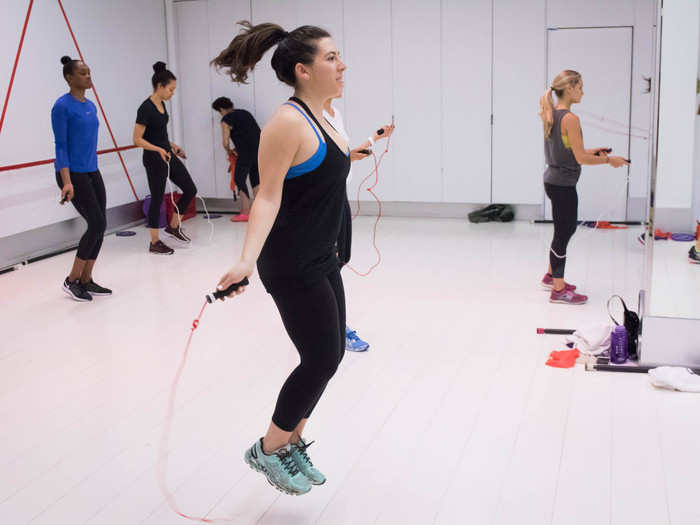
211, 21, 330, 86
539, 70, 581, 138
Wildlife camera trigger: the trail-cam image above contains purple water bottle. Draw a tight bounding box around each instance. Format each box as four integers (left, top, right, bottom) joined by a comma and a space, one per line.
610, 325, 628, 364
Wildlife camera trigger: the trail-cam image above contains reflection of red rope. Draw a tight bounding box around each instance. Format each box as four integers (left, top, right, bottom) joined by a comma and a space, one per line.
0, 0, 34, 136
346, 134, 392, 277
0, 145, 136, 172
157, 301, 227, 524
57, 0, 139, 201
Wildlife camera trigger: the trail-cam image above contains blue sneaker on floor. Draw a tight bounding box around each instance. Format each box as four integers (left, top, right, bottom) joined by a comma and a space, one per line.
345, 326, 369, 352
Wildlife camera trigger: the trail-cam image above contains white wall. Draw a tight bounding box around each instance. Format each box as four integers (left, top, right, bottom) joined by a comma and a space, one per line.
1, 0, 658, 240
656, 0, 699, 212
0, 0, 168, 238
173, 0, 656, 213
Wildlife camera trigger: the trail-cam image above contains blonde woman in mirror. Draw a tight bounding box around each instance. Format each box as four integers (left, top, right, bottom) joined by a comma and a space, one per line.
538, 70, 629, 304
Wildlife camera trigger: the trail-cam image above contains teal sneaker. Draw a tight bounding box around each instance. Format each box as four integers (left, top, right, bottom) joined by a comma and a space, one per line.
244, 438, 312, 495
291, 438, 326, 485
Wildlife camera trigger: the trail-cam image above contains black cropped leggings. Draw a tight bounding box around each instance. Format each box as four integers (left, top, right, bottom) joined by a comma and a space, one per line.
144, 153, 197, 229
270, 270, 346, 432
233, 156, 260, 200
55, 170, 106, 260
545, 183, 578, 278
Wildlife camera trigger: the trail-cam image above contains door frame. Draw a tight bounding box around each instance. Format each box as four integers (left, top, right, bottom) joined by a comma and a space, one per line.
544, 25, 634, 221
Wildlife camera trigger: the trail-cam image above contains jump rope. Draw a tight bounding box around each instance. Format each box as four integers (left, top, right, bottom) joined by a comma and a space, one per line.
165, 154, 215, 244
345, 120, 393, 277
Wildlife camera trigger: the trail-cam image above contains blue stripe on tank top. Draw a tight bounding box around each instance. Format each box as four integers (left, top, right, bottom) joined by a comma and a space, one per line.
284, 102, 327, 179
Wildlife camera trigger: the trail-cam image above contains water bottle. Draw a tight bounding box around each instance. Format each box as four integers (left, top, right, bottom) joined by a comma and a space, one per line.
610, 325, 628, 364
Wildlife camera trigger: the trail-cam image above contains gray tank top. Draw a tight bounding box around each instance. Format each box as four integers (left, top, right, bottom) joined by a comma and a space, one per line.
543, 109, 581, 186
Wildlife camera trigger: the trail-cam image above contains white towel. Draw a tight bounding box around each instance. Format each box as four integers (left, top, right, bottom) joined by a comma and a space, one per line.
649, 367, 700, 393
564, 323, 613, 356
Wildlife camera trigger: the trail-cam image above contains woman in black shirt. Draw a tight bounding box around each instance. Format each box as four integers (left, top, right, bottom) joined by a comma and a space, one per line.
212, 97, 261, 222
212, 22, 350, 495
133, 62, 197, 255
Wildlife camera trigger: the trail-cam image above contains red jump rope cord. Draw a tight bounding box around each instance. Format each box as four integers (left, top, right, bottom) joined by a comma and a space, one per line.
157, 300, 226, 524
346, 134, 392, 277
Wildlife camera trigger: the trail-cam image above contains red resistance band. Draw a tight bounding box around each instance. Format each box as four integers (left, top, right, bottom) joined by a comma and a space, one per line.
1, 1, 139, 200
0, 145, 136, 173
346, 133, 393, 277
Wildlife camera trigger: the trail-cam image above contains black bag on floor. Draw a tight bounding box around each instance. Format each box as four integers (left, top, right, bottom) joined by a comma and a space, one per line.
607, 295, 640, 361
468, 204, 515, 223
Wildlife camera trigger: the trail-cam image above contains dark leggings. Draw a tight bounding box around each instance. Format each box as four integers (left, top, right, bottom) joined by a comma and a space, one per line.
55, 170, 106, 260
144, 153, 197, 228
233, 156, 260, 199
270, 270, 346, 432
337, 197, 352, 267
545, 183, 578, 278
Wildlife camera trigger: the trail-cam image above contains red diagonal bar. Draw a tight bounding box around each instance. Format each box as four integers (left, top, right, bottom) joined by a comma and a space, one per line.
0, 0, 34, 135
57, 0, 140, 201
0, 145, 137, 173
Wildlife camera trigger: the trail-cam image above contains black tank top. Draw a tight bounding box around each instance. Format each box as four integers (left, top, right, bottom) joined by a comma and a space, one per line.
257, 97, 351, 293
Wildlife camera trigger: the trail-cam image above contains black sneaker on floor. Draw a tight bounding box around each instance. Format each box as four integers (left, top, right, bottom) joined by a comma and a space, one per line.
62, 277, 92, 302
689, 246, 700, 264
164, 225, 191, 244
84, 280, 112, 296
150, 240, 174, 255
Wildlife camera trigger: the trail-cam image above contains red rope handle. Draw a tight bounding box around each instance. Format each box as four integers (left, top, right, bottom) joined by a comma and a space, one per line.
56, 0, 140, 201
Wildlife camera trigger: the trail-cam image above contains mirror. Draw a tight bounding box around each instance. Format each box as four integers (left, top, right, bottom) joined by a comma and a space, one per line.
641, 0, 700, 368
646, 1, 700, 320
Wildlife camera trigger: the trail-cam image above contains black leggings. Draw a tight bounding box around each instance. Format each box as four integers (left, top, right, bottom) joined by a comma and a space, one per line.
144, 153, 197, 229
545, 183, 578, 278
269, 270, 346, 432
56, 170, 106, 260
337, 197, 352, 267
233, 156, 260, 199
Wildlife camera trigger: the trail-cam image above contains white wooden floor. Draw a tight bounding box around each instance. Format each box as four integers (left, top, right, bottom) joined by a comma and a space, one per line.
1, 217, 699, 525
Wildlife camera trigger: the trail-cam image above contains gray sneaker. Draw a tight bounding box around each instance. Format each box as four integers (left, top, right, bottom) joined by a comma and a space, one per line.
291, 438, 326, 485
244, 438, 312, 495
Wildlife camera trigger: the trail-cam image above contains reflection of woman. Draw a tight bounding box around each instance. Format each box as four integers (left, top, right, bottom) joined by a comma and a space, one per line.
133, 62, 197, 255
213, 22, 350, 496
322, 95, 394, 352
52, 56, 111, 302
538, 69, 629, 305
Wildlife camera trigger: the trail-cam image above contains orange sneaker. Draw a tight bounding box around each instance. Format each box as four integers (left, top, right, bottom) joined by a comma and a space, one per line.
231, 214, 249, 223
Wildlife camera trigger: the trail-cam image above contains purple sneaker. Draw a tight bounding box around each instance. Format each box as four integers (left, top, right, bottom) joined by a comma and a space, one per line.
541, 273, 576, 291
549, 288, 588, 305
